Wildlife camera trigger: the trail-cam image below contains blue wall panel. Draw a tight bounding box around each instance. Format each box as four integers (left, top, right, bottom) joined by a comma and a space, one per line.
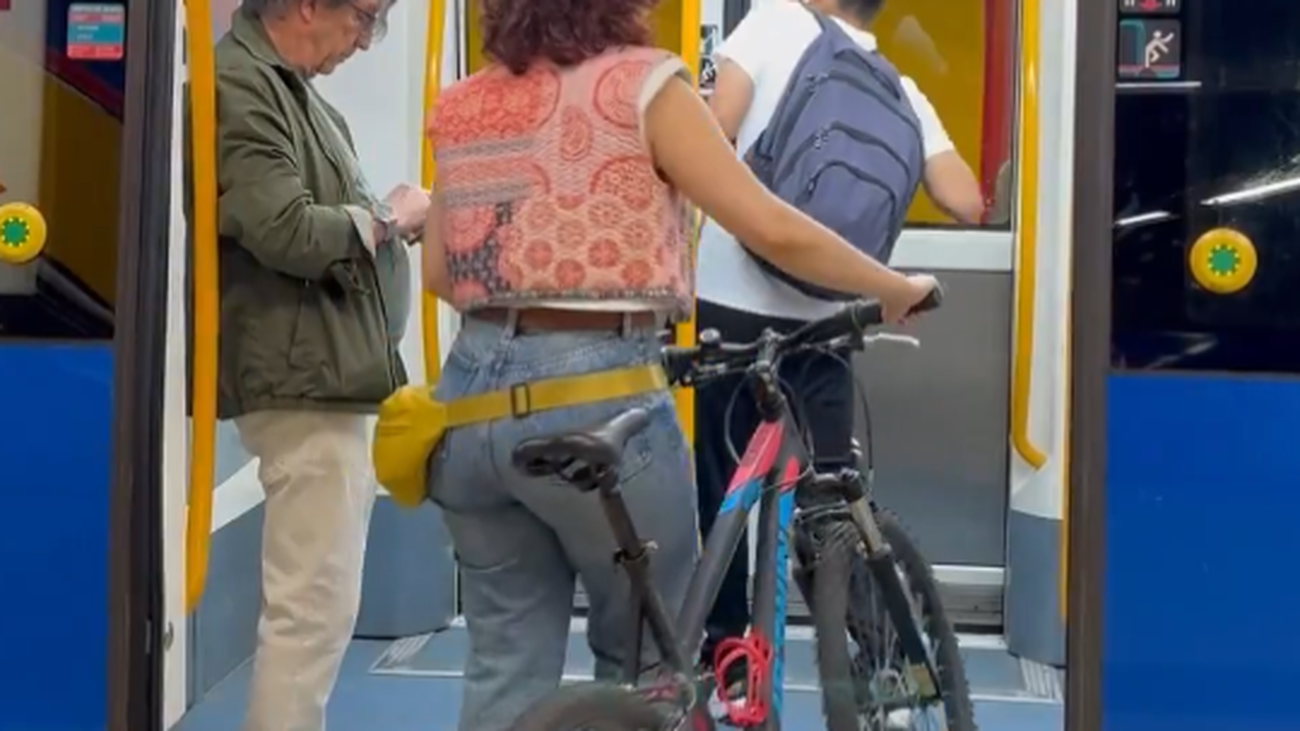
0, 344, 112, 730
1106, 374, 1300, 731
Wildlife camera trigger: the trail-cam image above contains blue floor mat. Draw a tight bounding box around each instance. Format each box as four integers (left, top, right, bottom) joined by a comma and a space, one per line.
372, 622, 1060, 703
176, 634, 1064, 731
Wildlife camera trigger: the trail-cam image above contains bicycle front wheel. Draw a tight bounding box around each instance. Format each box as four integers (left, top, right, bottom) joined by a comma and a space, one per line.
508, 683, 675, 731
811, 509, 977, 731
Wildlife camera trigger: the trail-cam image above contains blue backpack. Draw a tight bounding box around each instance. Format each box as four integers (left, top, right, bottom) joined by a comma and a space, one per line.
743, 9, 925, 301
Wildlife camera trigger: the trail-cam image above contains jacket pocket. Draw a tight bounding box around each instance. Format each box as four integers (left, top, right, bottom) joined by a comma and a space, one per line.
230, 275, 300, 401
287, 281, 394, 404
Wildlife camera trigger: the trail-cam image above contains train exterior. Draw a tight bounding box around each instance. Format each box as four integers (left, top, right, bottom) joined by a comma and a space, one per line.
1, 0, 1297, 729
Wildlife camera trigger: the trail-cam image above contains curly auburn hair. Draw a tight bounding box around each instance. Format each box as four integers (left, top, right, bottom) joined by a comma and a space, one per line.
481, 0, 659, 75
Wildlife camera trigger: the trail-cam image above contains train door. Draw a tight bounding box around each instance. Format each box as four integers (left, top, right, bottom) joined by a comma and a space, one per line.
835, 0, 1023, 631
714, 0, 1072, 656
1070, 0, 1300, 728
0, 0, 176, 724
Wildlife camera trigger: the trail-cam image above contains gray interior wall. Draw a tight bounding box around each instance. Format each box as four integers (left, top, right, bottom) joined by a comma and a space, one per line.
854, 270, 1013, 567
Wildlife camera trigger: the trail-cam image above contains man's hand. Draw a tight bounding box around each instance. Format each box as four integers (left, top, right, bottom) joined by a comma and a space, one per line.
384, 183, 431, 237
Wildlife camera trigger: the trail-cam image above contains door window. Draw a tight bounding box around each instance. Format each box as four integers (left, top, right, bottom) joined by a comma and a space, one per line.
0, 0, 125, 339
1112, 0, 1300, 373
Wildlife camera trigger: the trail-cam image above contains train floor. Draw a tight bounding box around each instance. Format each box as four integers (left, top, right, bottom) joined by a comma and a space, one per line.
175, 619, 1064, 731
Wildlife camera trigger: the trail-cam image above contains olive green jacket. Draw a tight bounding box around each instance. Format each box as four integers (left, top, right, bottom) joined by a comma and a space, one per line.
212, 8, 408, 419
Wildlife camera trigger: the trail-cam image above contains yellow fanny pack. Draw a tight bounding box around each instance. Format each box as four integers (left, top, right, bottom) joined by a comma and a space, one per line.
373, 364, 669, 508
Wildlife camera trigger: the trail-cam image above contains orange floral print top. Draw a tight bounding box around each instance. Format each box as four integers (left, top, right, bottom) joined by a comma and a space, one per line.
428, 47, 694, 320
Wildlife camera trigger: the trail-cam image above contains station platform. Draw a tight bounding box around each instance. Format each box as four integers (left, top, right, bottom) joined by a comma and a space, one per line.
175, 618, 1064, 730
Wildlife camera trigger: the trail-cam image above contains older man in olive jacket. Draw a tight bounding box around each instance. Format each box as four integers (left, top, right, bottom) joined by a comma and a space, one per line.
213, 0, 429, 728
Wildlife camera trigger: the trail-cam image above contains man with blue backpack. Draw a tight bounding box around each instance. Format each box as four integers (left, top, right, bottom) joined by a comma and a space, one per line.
693, 0, 985, 701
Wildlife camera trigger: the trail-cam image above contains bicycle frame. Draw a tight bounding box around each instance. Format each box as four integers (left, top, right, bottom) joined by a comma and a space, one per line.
679, 401, 808, 723
596, 372, 810, 730
529, 297, 950, 729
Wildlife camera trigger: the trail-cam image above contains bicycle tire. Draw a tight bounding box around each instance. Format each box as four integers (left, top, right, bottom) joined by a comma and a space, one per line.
811, 509, 978, 731
508, 682, 674, 731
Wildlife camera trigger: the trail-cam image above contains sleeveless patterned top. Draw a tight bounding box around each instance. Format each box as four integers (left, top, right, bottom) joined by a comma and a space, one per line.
428, 47, 694, 320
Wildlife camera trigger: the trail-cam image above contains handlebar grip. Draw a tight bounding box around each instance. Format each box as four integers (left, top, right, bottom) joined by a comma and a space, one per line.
849, 282, 945, 327
911, 282, 945, 315
793, 282, 946, 345
853, 282, 946, 325
792, 302, 875, 345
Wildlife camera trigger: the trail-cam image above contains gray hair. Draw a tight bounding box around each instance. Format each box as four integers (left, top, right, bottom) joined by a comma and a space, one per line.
242, 0, 393, 38
242, 0, 353, 19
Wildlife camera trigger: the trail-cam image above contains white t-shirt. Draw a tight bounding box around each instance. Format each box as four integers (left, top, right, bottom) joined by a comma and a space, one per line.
696, 1, 955, 321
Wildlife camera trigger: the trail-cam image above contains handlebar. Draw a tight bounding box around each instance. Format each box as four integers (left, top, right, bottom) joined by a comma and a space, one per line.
665, 285, 944, 387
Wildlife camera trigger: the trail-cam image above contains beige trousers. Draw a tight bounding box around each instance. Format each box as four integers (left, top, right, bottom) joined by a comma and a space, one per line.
234, 410, 377, 731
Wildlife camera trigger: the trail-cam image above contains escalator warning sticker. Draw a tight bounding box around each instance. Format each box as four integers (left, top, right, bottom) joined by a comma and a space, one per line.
67, 3, 125, 61
1117, 18, 1181, 79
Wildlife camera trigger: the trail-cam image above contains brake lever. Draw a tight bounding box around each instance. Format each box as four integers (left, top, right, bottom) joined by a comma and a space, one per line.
863, 333, 921, 348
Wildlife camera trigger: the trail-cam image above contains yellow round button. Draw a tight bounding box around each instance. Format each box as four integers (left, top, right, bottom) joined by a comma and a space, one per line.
1189, 227, 1257, 295
0, 202, 48, 265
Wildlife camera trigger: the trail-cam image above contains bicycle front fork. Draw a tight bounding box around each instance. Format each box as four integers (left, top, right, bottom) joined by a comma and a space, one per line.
809, 464, 944, 701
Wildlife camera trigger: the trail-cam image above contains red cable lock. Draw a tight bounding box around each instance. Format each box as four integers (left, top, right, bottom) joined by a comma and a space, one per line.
712, 633, 775, 727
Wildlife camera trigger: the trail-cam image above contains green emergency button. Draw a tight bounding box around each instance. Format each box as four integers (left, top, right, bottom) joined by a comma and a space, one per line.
1189, 227, 1256, 295
0, 202, 47, 265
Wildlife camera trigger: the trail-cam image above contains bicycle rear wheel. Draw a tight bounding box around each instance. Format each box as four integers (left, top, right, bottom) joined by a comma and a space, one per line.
811, 509, 977, 731
508, 683, 675, 731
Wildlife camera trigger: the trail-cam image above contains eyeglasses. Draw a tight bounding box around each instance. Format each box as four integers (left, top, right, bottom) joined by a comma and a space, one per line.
348, 0, 387, 41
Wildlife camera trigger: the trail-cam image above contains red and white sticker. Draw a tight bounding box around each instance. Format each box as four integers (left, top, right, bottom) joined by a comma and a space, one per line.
67, 3, 125, 61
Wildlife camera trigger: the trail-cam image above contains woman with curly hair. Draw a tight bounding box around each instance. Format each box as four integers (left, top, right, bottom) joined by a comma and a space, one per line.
419, 0, 938, 728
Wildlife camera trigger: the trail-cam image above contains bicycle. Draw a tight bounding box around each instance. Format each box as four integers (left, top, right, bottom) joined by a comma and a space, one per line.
507, 290, 976, 731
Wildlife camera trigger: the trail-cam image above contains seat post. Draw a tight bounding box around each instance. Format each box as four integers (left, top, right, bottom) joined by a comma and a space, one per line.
600, 482, 654, 681
597, 477, 646, 559
601, 483, 691, 676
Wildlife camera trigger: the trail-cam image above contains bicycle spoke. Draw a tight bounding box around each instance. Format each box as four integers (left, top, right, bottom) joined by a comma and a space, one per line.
845, 546, 953, 730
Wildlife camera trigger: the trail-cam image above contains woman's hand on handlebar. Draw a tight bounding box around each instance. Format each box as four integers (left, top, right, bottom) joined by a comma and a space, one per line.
881, 273, 941, 324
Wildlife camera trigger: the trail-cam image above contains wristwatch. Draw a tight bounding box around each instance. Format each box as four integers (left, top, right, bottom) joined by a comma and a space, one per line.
374, 203, 398, 243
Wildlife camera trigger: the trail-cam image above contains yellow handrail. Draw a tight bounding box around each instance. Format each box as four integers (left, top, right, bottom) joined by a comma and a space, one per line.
184, 0, 219, 612
419, 0, 446, 382
1010, 0, 1046, 469
673, 0, 702, 443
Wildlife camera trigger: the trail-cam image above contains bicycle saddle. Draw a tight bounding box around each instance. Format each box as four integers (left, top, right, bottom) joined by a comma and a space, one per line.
511, 408, 652, 481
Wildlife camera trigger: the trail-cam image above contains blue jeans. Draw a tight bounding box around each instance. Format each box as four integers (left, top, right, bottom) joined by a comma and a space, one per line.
428, 313, 699, 731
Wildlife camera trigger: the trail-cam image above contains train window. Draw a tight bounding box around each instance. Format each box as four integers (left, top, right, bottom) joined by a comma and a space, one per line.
872, 0, 1017, 229
1111, 0, 1300, 374
0, 0, 123, 340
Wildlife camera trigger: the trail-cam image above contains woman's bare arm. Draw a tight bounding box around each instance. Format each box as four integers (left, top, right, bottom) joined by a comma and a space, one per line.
645, 76, 912, 302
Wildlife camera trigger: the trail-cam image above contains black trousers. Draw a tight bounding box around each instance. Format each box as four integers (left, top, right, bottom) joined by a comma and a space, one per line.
693, 299, 857, 658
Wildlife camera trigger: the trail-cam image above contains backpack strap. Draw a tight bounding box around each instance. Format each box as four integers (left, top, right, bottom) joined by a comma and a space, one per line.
751, 6, 835, 162
805, 8, 908, 104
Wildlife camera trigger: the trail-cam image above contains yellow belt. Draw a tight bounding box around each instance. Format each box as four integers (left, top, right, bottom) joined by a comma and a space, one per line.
373, 364, 668, 508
